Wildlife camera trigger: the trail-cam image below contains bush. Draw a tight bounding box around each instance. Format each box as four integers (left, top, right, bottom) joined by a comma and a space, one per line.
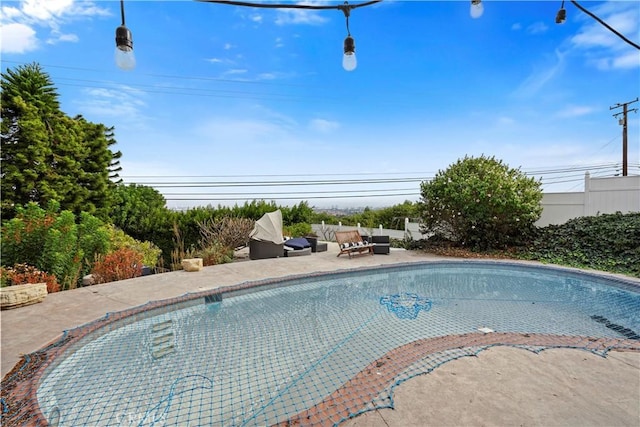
0, 203, 101, 289
283, 222, 314, 238
0, 264, 61, 293
197, 216, 254, 250
519, 212, 640, 277
91, 248, 144, 284
103, 224, 162, 267
418, 155, 542, 250
187, 242, 234, 267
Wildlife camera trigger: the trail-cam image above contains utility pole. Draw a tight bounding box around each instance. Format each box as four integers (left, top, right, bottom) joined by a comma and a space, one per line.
610, 97, 638, 177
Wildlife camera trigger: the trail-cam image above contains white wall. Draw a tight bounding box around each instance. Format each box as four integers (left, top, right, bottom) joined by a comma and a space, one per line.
538, 174, 640, 226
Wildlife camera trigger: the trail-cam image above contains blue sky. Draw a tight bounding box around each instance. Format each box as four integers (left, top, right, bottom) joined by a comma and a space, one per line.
1, 0, 639, 209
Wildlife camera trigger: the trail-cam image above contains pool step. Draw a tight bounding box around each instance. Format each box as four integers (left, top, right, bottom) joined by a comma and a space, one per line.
150, 320, 175, 359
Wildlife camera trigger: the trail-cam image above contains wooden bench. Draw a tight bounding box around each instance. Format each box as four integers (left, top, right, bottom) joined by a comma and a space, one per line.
335, 230, 375, 258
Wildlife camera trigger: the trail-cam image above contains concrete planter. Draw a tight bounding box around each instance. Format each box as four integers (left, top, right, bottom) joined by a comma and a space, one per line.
0, 283, 48, 310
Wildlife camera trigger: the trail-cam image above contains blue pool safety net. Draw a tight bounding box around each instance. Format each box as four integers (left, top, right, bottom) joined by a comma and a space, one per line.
1, 261, 639, 426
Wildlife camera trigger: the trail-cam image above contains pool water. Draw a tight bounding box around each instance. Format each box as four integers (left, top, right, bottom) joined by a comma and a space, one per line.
36, 262, 640, 426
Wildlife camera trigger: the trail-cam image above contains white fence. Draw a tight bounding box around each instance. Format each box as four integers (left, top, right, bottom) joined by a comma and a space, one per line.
312, 174, 639, 240
537, 174, 640, 226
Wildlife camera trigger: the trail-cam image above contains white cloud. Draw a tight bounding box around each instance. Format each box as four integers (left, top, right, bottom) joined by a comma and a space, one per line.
555, 105, 595, 118
572, 9, 638, 49
1, 6, 22, 19
275, 2, 328, 26
196, 117, 292, 145
569, 2, 639, 69
309, 118, 339, 133
0, 0, 108, 54
511, 23, 522, 31
527, 22, 548, 35
75, 86, 147, 125
0, 23, 38, 53
512, 49, 566, 98
611, 51, 640, 69
21, 0, 74, 20
250, 14, 263, 23
593, 50, 640, 70
46, 30, 79, 45
496, 116, 515, 126
224, 69, 249, 76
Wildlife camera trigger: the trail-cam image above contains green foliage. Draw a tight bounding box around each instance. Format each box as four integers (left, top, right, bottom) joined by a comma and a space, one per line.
1, 202, 56, 267
91, 248, 144, 284
519, 212, 640, 277
1, 63, 120, 219
77, 212, 111, 278
1, 202, 127, 289
41, 210, 83, 290
0, 264, 60, 293
281, 201, 314, 225
418, 155, 542, 250
283, 222, 314, 238
187, 242, 234, 267
103, 224, 162, 267
108, 184, 174, 264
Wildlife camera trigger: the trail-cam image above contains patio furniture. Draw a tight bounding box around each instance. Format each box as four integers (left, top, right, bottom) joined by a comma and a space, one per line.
364, 235, 390, 255
249, 210, 285, 260
335, 230, 375, 258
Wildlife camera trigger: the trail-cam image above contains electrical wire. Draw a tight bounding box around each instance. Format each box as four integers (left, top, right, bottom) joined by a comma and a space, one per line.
122, 162, 638, 204
570, 0, 640, 50
196, 0, 382, 11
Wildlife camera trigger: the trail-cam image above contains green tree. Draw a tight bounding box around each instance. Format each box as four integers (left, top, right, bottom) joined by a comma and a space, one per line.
108, 184, 174, 264
418, 155, 542, 250
1, 63, 121, 218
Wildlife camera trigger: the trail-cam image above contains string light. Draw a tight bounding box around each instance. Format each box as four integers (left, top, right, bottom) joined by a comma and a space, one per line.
555, 0, 639, 50
341, 3, 357, 71
555, 0, 566, 24
470, 0, 484, 19
115, 0, 135, 70
115, 0, 639, 72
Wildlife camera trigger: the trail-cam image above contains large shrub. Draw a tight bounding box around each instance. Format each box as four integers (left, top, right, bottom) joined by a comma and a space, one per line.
91, 248, 144, 284
0, 264, 60, 293
103, 224, 162, 267
520, 212, 640, 277
0, 202, 166, 288
418, 155, 542, 250
1, 202, 109, 289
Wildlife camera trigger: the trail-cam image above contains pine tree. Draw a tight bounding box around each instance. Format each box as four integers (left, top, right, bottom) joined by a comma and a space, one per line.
1, 63, 122, 219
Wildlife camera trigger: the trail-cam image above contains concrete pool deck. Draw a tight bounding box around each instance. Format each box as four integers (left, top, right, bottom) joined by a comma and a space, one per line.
1, 244, 639, 426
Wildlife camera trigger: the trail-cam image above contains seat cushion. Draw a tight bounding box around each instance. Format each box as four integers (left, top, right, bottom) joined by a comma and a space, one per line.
284, 237, 311, 250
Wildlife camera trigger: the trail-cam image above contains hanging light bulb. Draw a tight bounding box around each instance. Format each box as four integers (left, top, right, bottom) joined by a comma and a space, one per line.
343, 35, 357, 71
115, 26, 135, 70
115, 0, 135, 70
340, 2, 357, 71
470, 0, 484, 19
555, 0, 567, 24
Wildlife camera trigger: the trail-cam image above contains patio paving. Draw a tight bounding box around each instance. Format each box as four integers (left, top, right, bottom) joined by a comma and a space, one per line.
1, 243, 638, 426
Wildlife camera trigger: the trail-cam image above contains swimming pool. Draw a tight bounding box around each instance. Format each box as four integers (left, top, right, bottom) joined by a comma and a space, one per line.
4, 261, 640, 426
